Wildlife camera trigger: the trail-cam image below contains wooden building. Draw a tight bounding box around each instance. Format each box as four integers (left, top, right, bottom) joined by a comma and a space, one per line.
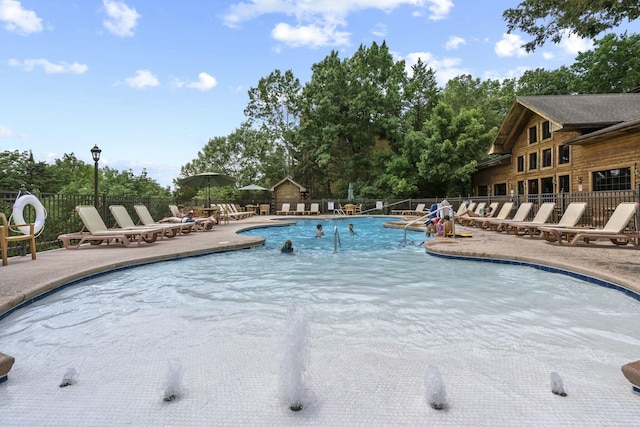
473, 94, 640, 197
269, 176, 308, 211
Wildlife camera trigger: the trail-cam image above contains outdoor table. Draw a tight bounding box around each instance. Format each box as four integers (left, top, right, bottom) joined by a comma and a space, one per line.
345, 203, 356, 215
245, 204, 260, 214
259, 204, 270, 215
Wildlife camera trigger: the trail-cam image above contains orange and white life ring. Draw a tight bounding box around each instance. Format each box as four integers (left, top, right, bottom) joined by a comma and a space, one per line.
12, 194, 47, 235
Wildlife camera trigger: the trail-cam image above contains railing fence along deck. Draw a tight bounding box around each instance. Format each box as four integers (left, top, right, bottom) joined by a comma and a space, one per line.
1, 187, 639, 259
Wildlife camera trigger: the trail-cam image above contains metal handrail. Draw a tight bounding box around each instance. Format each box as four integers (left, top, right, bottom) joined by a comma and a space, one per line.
404, 205, 455, 244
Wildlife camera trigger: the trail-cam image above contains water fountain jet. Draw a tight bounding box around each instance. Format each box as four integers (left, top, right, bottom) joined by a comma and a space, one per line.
425, 365, 447, 410
550, 371, 567, 396
279, 303, 310, 411
59, 368, 77, 387
163, 358, 183, 402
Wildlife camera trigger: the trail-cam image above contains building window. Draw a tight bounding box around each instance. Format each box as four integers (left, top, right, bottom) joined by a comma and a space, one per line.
517, 156, 525, 172
493, 183, 507, 196
477, 185, 489, 196
542, 148, 552, 167
592, 168, 631, 191
541, 177, 554, 194
517, 181, 525, 194
529, 152, 537, 170
558, 175, 570, 192
528, 126, 537, 144
558, 145, 570, 164
528, 179, 539, 194
542, 121, 551, 139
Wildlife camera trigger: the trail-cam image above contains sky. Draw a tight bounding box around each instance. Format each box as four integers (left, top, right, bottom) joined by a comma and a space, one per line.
2, 0, 640, 188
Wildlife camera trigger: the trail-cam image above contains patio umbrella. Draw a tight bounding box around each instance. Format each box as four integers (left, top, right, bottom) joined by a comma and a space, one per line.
178, 172, 236, 207
347, 183, 355, 201
238, 184, 269, 191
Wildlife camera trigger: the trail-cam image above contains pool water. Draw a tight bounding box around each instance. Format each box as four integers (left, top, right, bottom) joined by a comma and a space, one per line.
1, 217, 639, 426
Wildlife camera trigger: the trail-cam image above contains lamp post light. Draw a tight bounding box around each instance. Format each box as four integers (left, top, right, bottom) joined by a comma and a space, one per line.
91, 145, 102, 209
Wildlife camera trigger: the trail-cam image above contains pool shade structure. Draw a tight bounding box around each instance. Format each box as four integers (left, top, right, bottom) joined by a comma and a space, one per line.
347, 183, 354, 201
238, 184, 269, 191
178, 172, 236, 207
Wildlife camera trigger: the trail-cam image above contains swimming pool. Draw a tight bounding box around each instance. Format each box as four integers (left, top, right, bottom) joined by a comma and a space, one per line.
1, 217, 639, 426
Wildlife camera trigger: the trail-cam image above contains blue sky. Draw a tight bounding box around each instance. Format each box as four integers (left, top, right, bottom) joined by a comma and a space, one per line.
2, 0, 639, 188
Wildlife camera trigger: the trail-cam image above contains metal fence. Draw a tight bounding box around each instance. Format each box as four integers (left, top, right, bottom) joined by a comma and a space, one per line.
2, 188, 639, 259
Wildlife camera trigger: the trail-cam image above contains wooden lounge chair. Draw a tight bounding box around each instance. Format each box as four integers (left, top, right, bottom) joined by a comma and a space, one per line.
294, 203, 306, 215
500, 202, 556, 235
467, 202, 514, 228
1, 212, 36, 266
276, 203, 291, 215
305, 203, 320, 215
513, 202, 587, 238
133, 204, 194, 235
110, 205, 176, 238
538, 202, 639, 247
58, 206, 162, 249
481, 202, 534, 231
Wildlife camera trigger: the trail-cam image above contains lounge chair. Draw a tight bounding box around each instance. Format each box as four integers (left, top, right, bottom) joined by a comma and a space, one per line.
500, 202, 556, 235
110, 205, 175, 238
513, 202, 587, 238
169, 204, 180, 217
456, 202, 486, 225
459, 202, 500, 226
276, 203, 291, 215
225, 203, 253, 219
392, 203, 426, 216
305, 203, 320, 215
466, 202, 514, 228
1, 212, 37, 266
58, 205, 162, 249
294, 203, 306, 215
538, 202, 639, 247
133, 204, 194, 235
481, 202, 533, 231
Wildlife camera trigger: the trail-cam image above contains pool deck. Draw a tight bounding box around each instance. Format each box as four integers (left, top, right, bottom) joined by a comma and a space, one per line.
1, 214, 639, 320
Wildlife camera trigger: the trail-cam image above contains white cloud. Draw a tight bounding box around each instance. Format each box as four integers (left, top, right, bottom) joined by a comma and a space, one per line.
222, 0, 453, 47
125, 70, 159, 89
0, 0, 42, 34
445, 35, 465, 50
102, 0, 141, 37
8, 58, 88, 74
558, 30, 593, 55
371, 23, 387, 38
174, 72, 218, 91
494, 33, 528, 58
404, 51, 468, 87
271, 22, 350, 48
0, 125, 16, 138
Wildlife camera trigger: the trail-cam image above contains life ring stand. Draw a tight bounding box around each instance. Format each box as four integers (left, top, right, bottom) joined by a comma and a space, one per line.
11, 192, 47, 236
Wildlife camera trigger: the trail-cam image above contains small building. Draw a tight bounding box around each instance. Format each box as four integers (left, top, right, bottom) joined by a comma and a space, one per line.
270, 176, 309, 211
473, 94, 640, 197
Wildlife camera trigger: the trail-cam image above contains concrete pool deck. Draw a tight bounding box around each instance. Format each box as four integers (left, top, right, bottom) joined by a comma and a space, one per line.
1, 214, 639, 319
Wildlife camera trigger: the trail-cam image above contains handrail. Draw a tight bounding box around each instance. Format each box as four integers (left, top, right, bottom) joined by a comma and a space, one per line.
404, 205, 455, 244
333, 225, 341, 253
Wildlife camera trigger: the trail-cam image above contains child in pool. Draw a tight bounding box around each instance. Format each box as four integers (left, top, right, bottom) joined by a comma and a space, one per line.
280, 240, 294, 254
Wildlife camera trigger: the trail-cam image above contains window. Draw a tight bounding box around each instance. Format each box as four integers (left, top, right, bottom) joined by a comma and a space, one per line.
528, 126, 537, 144
592, 168, 631, 191
558, 175, 569, 193
529, 152, 537, 170
541, 177, 554, 194
542, 121, 551, 139
528, 179, 539, 194
517, 156, 525, 172
517, 181, 525, 194
477, 185, 489, 196
558, 145, 570, 164
542, 148, 552, 168
493, 183, 507, 196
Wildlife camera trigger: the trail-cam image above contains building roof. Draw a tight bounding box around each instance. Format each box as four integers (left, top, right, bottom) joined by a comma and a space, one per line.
563, 115, 640, 146
489, 93, 640, 154
269, 176, 307, 192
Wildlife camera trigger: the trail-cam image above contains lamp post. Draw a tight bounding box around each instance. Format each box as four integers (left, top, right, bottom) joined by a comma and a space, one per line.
91, 145, 102, 209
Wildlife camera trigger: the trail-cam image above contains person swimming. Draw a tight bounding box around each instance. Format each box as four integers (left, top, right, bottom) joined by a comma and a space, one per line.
280, 239, 294, 254
315, 224, 325, 237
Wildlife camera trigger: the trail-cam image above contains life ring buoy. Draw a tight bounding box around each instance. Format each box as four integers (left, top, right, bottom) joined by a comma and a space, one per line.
12, 194, 47, 235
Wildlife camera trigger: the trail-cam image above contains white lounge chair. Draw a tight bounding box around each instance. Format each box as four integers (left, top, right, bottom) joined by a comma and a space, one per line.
501, 202, 556, 235
110, 205, 171, 238
294, 203, 306, 215
134, 204, 194, 235
538, 202, 639, 246
305, 203, 320, 215
467, 202, 514, 228
276, 203, 291, 215
482, 202, 534, 231
58, 205, 162, 249
513, 202, 587, 238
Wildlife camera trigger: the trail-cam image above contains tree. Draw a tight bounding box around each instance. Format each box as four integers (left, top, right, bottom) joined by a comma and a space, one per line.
403, 58, 441, 132
416, 101, 496, 196
503, 0, 640, 51
516, 67, 576, 95
569, 32, 640, 93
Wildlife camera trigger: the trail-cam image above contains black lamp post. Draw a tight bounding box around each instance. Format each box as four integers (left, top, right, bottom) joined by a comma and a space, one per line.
91, 145, 102, 209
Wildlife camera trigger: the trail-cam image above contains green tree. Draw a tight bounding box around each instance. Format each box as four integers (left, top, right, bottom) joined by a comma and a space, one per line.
516, 67, 576, 95
416, 102, 496, 196
403, 58, 441, 132
0, 150, 53, 193
503, 0, 640, 51
569, 32, 640, 93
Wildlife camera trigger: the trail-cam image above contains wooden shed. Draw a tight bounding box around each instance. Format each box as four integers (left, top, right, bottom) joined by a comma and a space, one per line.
270, 176, 309, 211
